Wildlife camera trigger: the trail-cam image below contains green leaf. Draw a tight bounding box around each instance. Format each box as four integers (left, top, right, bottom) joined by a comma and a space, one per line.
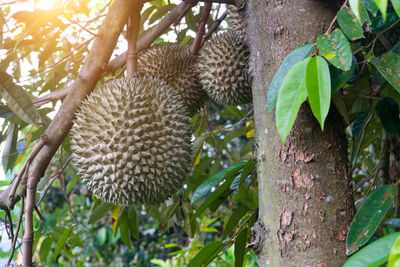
149, 4, 176, 25
317, 29, 352, 71
39, 236, 52, 263
267, 44, 314, 113
362, 0, 379, 15
377, 97, 400, 135
2, 121, 17, 173
191, 175, 236, 223
95, 228, 107, 246
371, 12, 399, 33
191, 161, 246, 203
128, 207, 139, 240
0, 71, 43, 126
393, 0, 400, 17
88, 201, 114, 224
223, 204, 249, 238
388, 235, 400, 267
371, 52, 400, 93
373, 0, 388, 19
349, 0, 362, 22
306, 56, 331, 130
344, 232, 400, 267
53, 227, 72, 260
234, 228, 248, 267
230, 159, 255, 191
119, 211, 131, 248
330, 63, 356, 94
347, 185, 397, 255
337, 8, 364, 40
187, 240, 224, 267
276, 58, 309, 144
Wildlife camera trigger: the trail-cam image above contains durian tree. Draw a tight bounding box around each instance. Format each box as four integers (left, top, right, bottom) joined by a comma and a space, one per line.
0, 0, 399, 266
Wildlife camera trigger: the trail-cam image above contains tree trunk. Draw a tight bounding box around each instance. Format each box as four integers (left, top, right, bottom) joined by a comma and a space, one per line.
246, 1, 355, 266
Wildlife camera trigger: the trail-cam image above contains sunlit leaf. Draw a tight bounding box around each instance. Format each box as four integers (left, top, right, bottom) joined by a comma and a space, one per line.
373, 0, 388, 19
276, 58, 309, 144
0, 71, 43, 126
347, 185, 397, 255
393, 0, 400, 17
306, 56, 331, 130
267, 44, 314, 113
388, 235, 400, 267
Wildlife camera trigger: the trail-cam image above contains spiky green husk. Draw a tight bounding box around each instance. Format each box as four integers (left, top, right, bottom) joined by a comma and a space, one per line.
227, 5, 244, 32
137, 45, 207, 115
70, 78, 192, 205
197, 30, 252, 105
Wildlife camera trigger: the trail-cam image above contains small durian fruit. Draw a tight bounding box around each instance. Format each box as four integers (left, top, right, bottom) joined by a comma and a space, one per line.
227, 5, 244, 32
137, 45, 207, 115
70, 78, 192, 205
197, 30, 252, 105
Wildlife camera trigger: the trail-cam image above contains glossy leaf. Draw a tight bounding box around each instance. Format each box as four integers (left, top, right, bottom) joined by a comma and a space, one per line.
388, 236, 400, 267
344, 232, 400, 267
0, 71, 43, 126
88, 201, 114, 224
371, 12, 399, 33
373, 0, 388, 19
187, 240, 224, 267
376, 97, 400, 136
317, 29, 352, 71
191, 161, 246, 203
267, 44, 314, 113
230, 159, 255, 191
371, 52, 400, 93
337, 8, 364, 40
112, 205, 121, 234
385, 219, 400, 228
39, 236, 52, 263
362, 0, 379, 15
347, 185, 397, 255
235, 228, 247, 267
306, 56, 331, 130
276, 58, 309, 144
53, 227, 72, 260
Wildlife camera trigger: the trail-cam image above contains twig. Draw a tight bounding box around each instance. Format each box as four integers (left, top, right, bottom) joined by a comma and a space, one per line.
7, 196, 24, 266
203, 10, 227, 42
190, 2, 212, 55
126, 1, 143, 77
173, 1, 198, 26
5, 210, 13, 240
8, 136, 47, 206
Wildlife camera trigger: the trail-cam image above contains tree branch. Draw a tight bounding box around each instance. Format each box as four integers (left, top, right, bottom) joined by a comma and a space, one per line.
126, 1, 143, 76
190, 2, 212, 55
21, 0, 134, 265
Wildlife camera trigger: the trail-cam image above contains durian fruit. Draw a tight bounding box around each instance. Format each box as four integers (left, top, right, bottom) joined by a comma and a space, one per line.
70, 78, 192, 205
197, 30, 252, 105
137, 45, 207, 115
227, 5, 245, 32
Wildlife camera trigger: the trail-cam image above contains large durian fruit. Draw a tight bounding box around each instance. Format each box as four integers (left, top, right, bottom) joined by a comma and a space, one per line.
227, 5, 245, 32
70, 77, 192, 205
137, 45, 207, 115
197, 30, 252, 105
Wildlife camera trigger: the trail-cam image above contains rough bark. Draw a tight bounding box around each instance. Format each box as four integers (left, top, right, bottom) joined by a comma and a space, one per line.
246, 1, 355, 266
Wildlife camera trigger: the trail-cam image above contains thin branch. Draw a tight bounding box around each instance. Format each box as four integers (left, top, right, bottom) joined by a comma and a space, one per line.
126, 1, 143, 77
203, 10, 227, 42
7, 196, 24, 266
190, 2, 212, 55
